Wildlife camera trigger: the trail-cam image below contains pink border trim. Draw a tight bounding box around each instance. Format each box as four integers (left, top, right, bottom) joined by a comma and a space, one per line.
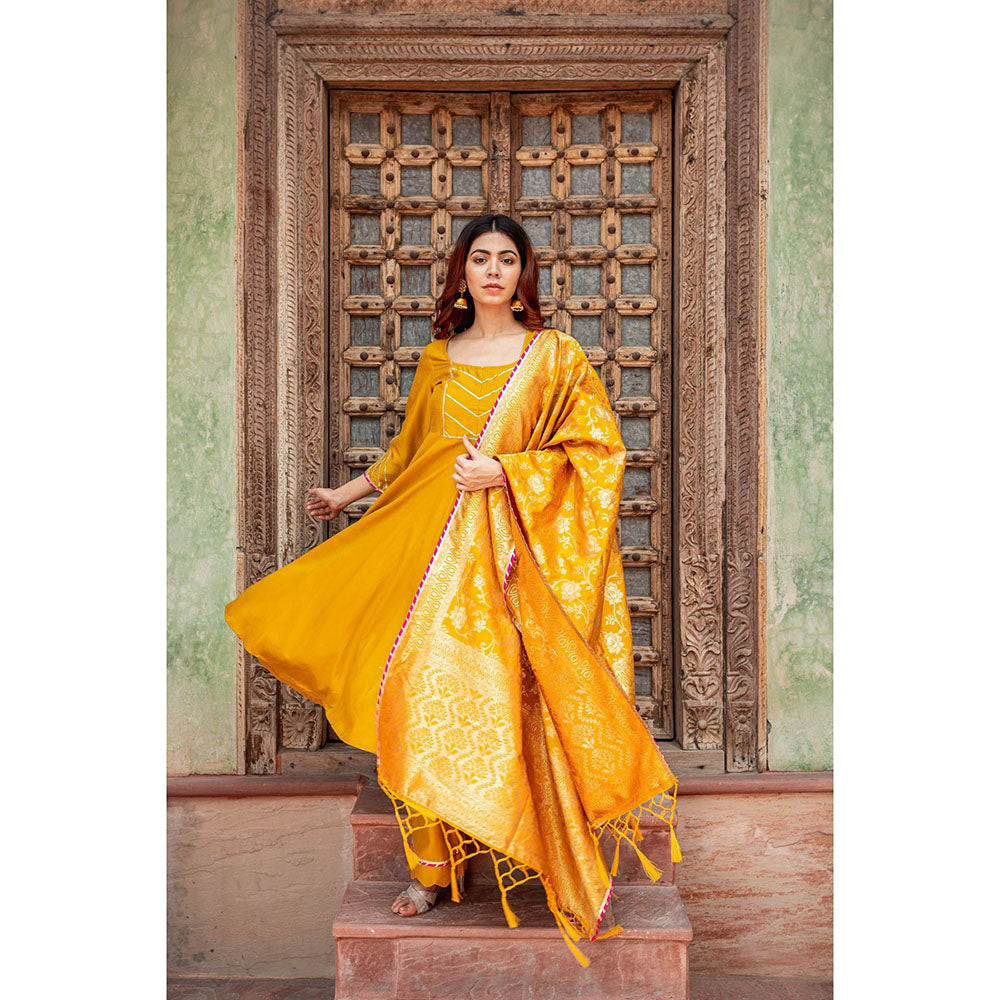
374, 330, 543, 765
590, 878, 615, 939
363, 469, 382, 494
502, 545, 516, 592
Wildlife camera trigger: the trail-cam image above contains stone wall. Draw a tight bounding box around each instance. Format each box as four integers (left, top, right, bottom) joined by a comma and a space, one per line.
167, 788, 831, 979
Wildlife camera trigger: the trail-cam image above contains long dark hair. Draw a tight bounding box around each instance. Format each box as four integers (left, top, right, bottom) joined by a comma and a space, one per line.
431, 214, 545, 340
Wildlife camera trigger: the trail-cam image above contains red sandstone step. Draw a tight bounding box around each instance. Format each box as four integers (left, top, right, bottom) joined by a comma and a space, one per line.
351, 781, 678, 887
332, 879, 692, 1000
167, 977, 832, 1000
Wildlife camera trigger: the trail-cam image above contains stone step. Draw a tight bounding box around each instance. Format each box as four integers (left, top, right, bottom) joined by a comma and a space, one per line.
166, 976, 831, 1000
350, 781, 678, 887
167, 976, 832, 1000
332, 879, 692, 1000
167, 980, 334, 999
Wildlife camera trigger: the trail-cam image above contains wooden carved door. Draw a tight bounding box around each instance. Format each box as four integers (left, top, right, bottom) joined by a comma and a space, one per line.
239, 7, 766, 774
328, 89, 677, 741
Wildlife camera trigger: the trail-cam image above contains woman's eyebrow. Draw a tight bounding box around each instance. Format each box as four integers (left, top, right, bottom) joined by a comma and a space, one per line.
469, 247, 517, 255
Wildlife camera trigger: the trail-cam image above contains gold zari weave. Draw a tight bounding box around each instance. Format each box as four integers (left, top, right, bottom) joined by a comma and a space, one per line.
372, 328, 681, 965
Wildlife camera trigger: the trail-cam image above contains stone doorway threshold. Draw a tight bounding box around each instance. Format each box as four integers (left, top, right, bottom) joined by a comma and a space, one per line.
279, 739, 726, 782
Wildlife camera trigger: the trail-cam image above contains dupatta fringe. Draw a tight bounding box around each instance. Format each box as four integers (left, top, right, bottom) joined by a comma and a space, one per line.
589, 775, 683, 878
376, 770, 681, 968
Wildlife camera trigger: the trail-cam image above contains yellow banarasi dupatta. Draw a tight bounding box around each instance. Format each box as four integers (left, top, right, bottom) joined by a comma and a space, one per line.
375, 328, 681, 966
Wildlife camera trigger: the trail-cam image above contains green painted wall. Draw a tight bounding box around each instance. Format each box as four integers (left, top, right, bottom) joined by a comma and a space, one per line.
764, 0, 834, 770
167, 0, 237, 774
165, 1, 834, 774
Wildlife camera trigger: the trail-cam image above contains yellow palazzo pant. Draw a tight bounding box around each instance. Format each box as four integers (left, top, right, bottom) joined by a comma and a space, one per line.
409, 821, 469, 888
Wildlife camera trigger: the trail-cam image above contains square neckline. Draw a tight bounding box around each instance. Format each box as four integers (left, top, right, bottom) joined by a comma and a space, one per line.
444, 327, 539, 370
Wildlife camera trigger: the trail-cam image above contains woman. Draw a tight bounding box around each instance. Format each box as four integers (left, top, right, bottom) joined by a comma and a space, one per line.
224, 214, 681, 967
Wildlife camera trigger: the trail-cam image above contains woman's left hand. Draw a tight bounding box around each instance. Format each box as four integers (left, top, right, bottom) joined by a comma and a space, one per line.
454, 435, 505, 491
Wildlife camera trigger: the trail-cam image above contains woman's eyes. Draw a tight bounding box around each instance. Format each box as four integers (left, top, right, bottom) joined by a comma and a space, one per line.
473, 257, 515, 264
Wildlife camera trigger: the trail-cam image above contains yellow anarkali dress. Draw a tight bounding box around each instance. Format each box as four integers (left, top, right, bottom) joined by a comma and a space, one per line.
224, 327, 681, 966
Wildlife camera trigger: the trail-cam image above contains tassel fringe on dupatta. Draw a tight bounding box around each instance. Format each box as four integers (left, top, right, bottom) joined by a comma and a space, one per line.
376, 771, 681, 967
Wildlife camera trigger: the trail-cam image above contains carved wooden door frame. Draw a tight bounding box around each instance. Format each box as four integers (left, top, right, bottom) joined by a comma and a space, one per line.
233, 0, 770, 774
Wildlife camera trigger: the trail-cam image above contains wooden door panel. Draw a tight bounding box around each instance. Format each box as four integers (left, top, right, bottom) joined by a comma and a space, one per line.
327, 89, 675, 740
331, 92, 496, 517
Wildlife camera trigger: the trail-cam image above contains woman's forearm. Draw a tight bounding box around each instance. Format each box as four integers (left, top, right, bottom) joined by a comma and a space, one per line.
340, 471, 379, 504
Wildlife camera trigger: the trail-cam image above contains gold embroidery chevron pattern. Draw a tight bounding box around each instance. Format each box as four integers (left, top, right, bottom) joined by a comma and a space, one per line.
442, 365, 514, 438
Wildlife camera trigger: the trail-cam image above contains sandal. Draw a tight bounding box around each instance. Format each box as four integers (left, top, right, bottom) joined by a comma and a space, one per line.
391, 879, 444, 917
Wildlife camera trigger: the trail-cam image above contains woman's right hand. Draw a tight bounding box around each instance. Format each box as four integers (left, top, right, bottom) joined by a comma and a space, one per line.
306, 486, 348, 520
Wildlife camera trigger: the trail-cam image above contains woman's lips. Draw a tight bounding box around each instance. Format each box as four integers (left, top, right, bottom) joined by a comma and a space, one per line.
484, 284, 503, 289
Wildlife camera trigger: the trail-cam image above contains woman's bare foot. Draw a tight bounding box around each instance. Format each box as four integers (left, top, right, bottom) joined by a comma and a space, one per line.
390, 878, 445, 916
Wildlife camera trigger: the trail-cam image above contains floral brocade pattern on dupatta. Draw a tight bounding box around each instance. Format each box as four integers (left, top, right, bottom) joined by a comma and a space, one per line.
374, 328, 681, 967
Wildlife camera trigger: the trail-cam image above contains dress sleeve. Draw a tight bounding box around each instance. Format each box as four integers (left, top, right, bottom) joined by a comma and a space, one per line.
363, 345, 439, 494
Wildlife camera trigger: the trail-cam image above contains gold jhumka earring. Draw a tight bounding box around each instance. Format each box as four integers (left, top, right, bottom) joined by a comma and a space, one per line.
454, 279, 469, 310
510, 297, 525, 312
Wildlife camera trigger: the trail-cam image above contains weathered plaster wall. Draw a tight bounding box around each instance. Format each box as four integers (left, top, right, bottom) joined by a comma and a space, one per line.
764, 0, 834, 770
167, 0, 238, 774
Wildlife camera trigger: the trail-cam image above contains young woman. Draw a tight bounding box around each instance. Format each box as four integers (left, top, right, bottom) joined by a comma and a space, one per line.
224, 214, 680, 967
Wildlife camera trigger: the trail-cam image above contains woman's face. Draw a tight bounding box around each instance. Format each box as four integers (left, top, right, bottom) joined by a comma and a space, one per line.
463, 233, 523, 309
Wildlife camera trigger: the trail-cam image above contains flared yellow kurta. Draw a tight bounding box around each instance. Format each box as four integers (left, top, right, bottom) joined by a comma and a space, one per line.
223, 331, 528, 748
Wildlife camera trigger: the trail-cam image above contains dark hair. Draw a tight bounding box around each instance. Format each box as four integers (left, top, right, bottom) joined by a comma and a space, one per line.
431, 214, 544, 340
